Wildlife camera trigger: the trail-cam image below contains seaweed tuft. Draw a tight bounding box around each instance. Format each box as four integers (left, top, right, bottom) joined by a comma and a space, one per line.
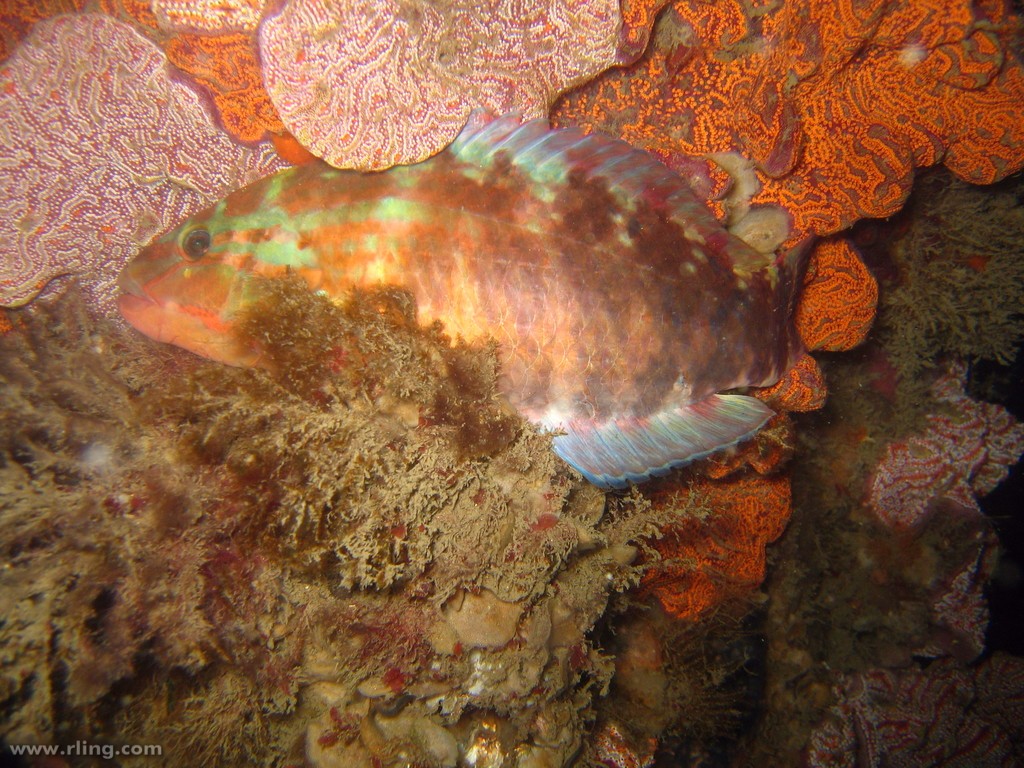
0, 283, 661, 766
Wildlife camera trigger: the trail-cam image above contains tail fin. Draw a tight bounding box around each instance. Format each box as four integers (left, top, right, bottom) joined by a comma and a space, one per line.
552, 394, 774, 489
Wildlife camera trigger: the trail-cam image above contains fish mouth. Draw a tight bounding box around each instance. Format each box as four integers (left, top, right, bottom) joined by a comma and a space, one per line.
117, 288, 175, 344
116, 263, 198, 351
117, 262, 147, 296
117, 291, 158, 325
116, 264, 158, 321
117, 270, 261, 368
116, 263, 165, 329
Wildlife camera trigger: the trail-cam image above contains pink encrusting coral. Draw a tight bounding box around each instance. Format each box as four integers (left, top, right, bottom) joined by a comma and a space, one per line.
151, 0, 269, 33
0, 13, 285, 313
863, 366, 1020, 666
866, 366, 1024, 531
806, 655, 1024, 767
256, 0, 621, 170
922, 539, 998, 662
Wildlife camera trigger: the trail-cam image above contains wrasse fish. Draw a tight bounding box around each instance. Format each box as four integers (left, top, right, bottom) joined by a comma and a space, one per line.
118, 116, 808, 489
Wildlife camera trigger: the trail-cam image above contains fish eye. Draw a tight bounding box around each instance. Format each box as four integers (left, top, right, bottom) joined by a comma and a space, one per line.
181, 228, 211, 260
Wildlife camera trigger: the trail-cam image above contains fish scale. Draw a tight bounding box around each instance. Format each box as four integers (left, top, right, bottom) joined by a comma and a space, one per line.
118, 115, 809, 489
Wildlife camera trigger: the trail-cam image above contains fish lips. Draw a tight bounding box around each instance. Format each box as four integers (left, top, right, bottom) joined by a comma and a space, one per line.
117, 272, 260, 368
117, 264, 170, 339
116, 265, 163, 331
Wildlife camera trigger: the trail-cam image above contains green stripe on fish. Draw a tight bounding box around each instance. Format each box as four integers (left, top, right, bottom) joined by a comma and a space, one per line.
118, 114, 810, 489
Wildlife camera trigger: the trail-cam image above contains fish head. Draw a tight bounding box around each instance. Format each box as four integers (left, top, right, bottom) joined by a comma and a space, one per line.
118, 204, 265, 367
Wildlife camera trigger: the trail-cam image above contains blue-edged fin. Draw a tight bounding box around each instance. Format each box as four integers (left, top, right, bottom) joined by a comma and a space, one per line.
551, 394, 774, 489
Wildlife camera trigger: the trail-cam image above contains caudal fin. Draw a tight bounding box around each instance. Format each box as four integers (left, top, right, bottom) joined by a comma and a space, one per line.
551, 394, 773, 489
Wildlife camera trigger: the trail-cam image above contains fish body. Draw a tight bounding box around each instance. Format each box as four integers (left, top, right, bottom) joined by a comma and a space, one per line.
118, 116, 807, 488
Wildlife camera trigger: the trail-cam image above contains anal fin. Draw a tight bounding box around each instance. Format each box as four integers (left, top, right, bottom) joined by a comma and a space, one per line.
551, 394, 773, 489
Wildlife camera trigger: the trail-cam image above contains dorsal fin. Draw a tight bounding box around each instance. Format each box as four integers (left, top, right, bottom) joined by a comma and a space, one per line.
449, 114, 712, 224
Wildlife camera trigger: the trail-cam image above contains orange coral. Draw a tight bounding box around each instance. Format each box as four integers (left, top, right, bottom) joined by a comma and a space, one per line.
755, 0, 1024, 233
164, 31, 284, 143
702, 416, 795, 479
640, 473, 792, 622
618, 0, 672, 62
553, 0, 1024, 238
756, 353, 828, 412
795, 239, 879, 352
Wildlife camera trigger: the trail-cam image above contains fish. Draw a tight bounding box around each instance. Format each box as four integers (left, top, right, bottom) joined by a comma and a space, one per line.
118, 115, 809, 489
